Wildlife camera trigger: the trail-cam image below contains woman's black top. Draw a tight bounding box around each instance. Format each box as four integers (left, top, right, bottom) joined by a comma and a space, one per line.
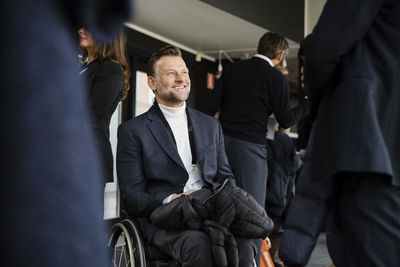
82, 59, 124, 183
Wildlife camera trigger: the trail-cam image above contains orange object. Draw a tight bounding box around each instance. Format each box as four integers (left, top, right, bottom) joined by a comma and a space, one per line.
207, 73, 214, 89
260, 238, 275, 267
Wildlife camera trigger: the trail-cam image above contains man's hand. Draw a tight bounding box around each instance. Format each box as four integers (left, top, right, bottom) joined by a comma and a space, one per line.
171, 189, 197, 200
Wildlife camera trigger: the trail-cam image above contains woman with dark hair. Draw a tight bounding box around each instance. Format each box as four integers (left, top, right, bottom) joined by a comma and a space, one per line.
78, 28, 130, 183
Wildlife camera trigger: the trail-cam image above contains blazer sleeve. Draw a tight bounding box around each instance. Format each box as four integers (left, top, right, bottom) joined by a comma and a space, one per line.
215, 119, 236, 185
117, 124, 168, 218
62, 0, 130, 42
302, 0, 385, 115
89, 61, 123, 127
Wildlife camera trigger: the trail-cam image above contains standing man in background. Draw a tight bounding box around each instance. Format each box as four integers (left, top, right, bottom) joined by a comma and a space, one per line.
209, 32, 308, 265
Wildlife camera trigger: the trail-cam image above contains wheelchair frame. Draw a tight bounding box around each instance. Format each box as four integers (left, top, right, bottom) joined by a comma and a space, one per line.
107, 218, 147, 267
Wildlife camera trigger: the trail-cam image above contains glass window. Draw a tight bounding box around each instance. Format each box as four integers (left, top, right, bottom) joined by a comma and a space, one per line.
135, 70, 153, 116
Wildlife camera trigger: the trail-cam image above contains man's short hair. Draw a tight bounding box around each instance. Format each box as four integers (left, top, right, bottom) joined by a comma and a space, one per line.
146, 45, 182, 77
257, 32, 289, 59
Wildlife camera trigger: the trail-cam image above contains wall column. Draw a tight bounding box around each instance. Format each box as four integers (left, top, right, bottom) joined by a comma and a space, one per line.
304, 0, 327, 36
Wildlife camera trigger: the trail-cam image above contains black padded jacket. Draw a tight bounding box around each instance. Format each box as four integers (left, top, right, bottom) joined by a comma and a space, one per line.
150, 180, 274, 267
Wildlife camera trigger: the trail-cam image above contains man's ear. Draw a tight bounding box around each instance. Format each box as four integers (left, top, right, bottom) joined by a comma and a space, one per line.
147, 76, 157, 93
276, 52, 284, 62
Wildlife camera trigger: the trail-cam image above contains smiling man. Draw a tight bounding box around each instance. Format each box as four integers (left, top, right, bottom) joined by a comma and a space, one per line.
117, 45, 258, 267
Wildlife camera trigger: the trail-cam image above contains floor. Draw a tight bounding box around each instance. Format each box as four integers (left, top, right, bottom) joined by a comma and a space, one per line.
306, 233, 333, 267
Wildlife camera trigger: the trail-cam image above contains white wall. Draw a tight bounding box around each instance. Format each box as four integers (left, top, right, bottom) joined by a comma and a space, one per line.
109, 102, 122, 181
104, 102, 121, 219
304, 0, 327, 36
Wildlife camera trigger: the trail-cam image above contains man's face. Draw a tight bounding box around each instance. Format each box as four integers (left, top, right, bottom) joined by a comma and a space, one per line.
148, 56, 191, 107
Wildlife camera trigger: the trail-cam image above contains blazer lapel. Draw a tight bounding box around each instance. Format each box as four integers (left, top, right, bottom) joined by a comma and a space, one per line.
146, 106, 185, 169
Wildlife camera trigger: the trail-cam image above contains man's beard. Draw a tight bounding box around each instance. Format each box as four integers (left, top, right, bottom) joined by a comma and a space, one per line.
156, 81, 190, 103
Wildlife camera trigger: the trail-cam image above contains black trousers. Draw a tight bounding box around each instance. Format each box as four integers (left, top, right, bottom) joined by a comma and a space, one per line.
152, 228, 255, 267
329, 173, 400, 267
223, 135, 268, 267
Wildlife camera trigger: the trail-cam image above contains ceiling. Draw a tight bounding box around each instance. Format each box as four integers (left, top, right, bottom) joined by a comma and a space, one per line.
127, 0, 303, 61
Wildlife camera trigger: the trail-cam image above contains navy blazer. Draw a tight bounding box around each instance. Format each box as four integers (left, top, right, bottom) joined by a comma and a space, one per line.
117, 104, 235, 239
302, 0, 400, 185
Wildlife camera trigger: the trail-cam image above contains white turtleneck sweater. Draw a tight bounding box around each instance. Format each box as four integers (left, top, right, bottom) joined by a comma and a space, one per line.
159, 102, 204, 203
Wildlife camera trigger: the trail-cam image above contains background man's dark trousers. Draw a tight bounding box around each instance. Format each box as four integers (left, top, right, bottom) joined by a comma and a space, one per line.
224, 135, 268, 266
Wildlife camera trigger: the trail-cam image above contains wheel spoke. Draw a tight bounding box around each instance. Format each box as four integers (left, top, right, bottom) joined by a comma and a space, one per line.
118, 245, 125, 267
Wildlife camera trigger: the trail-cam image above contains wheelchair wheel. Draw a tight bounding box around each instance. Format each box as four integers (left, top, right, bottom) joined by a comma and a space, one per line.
108, 220, 146, 267
122, 219, 146, 267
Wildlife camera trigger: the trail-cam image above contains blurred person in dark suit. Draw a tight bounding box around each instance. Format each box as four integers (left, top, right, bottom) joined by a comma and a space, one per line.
280, 0, 400, 266
0, 0, 129, 266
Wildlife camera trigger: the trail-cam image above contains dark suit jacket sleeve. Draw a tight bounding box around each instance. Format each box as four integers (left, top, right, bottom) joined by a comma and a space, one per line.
302, 0, 385, 114
89, 61, 123, 127
270, 73, 308, 129
117, 124, 168, 218
63, 0, 130, 42
216, 119, 236, 185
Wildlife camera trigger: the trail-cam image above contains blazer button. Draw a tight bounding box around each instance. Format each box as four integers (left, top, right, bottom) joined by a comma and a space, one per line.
179, 183, 185, 187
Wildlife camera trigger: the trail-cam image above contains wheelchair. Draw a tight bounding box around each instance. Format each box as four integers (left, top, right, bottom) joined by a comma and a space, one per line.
107, 212, 180, 267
